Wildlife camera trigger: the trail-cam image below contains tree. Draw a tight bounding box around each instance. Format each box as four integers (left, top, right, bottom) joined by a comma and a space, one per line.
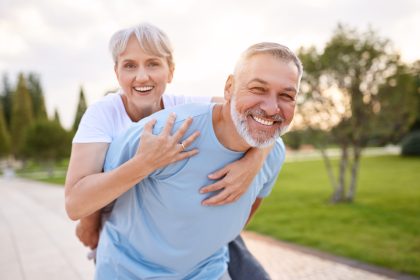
27, 73, 48, 120
10, 73, 34, 157
0, 73, 13, 129
297, 24, 418, 203
0, 103, 11, 158
22, 119, 71, 176
53, 108, 61, 125
72, 86, 87, 132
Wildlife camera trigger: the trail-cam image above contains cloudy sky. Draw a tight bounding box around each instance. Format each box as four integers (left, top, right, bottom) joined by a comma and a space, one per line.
1, 0, 419, 128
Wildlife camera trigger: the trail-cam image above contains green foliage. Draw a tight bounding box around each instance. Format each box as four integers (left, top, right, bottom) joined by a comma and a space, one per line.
401, 131, 420, 156
27, 73, 48, 120
10, 73, 34, 157
0, 103, 11, 157
248, 155, 420, 276
22, 119, 71, 163
53, 108, 61, 125
72, 86, 87, 132
0, 73, 13, 129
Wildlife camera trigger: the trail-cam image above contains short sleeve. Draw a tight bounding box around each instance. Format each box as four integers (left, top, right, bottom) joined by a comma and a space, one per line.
163, 94, 212, 108
73, 102, 113, 143
257, 139, 286, 198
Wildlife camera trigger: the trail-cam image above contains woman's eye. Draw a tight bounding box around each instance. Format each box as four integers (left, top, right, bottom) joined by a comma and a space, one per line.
148, 62, 160, 67
124, 63, 136, 69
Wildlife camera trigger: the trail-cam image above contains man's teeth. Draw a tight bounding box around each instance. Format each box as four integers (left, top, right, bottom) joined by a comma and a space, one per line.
134, 86, 154, 92
253, 116, 274, 126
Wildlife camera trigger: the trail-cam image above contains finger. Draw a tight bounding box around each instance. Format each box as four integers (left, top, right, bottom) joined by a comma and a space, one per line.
88, 238, 99, 250
200, 182, 225, 194
172, 117, 193, 142
143, 119, 157, 134
162, 112, 177, 135
180, 131, 200, 149
202, 190, 231, 206
212, 193, 240, 206
174, 149, 199, 161
207, 165, 229, 180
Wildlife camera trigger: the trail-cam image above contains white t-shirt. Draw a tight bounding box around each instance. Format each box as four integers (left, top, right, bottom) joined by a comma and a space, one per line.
73, 92, 212, 143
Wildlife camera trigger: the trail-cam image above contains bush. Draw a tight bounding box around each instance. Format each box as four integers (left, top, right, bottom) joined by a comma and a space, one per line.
401, 131, 420, 156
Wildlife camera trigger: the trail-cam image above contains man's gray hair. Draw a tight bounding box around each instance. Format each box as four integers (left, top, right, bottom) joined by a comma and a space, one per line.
109, 23, 174, 70
235, 42, 303, 88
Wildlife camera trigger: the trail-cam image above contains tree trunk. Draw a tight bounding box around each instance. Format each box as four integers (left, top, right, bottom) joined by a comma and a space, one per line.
346, 145, 362, 202
319, 145, 337, 193
331, 144, 348, 203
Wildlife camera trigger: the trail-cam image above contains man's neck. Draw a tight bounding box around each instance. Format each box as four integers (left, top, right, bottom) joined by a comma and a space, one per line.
212, 103, 251, 152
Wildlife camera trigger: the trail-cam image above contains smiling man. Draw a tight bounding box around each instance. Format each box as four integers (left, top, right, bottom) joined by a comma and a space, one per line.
95, 42, 302, 280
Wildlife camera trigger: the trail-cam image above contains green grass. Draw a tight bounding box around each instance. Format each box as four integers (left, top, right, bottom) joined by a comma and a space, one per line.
247, 155, 420, 276
16, 159, 68, 185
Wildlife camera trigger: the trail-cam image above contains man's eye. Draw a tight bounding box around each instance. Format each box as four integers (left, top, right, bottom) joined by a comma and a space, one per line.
251, 87, 265, 94
280, 93, 295, 101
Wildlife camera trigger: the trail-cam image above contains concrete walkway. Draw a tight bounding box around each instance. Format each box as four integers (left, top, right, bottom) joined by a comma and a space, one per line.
0, 177, 413, 280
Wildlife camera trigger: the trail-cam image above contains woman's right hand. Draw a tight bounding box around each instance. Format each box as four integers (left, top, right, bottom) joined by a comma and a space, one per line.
135, 112, 200, 172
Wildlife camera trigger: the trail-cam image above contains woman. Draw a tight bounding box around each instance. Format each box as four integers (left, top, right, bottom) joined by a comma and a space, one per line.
65, 23, 271, 279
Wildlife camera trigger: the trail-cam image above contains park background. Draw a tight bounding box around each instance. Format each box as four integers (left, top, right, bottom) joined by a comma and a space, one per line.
0, 0, 419, 278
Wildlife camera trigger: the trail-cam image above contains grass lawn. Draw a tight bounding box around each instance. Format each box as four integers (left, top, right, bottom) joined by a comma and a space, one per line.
247, 155, 420, 276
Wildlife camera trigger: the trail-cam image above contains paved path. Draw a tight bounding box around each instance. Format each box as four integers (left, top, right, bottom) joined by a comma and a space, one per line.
0, 177, 413, 280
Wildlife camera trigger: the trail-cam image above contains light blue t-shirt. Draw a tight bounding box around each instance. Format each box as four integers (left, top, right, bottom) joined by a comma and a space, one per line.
95, 103, 285, 280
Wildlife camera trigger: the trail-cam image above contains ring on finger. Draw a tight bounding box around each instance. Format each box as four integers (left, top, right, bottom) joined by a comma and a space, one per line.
180, 142, 186, 151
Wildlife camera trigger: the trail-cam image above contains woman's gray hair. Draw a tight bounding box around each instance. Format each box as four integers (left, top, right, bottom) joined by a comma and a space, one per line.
109, 23, 174, 70
235, 42, 303, 89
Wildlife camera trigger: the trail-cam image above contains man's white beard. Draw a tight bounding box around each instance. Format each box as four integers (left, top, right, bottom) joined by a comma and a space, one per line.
230, 95, 289, 148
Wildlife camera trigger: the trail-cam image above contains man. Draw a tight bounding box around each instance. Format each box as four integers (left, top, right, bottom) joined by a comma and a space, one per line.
95, 42, 302, 279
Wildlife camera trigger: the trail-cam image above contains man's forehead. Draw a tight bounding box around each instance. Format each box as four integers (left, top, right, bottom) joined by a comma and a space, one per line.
237, 55, 298, 87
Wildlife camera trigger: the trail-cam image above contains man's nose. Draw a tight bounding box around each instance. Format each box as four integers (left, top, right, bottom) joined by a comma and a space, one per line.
260, 95, 280, 116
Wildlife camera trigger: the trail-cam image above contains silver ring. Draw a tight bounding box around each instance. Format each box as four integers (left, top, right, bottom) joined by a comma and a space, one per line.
180, 142, 186, 151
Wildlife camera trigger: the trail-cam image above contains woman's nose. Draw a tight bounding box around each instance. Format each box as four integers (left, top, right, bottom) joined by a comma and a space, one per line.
135, 67, 149, 82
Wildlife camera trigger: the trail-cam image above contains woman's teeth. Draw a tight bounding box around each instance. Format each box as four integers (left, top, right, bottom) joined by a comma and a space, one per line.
252, 116, 274, 126
134, 86, 154, 92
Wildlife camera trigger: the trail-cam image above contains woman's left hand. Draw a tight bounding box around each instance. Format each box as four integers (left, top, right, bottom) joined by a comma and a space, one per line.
200, 147, 272, 206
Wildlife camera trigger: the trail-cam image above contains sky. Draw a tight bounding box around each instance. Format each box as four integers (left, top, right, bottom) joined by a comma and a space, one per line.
1, 0, 419, 129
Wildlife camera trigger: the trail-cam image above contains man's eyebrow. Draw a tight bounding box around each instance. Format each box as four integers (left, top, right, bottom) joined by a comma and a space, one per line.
283, 87, 297, 93
248, 78, 268, 85
248, 78, 297, 93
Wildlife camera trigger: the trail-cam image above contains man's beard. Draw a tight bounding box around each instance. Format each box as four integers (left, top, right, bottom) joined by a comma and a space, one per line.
230, 95, 289, 148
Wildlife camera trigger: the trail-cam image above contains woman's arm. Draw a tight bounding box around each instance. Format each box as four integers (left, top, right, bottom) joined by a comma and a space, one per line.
65, 115, 199, 220
200, 145, 273, 206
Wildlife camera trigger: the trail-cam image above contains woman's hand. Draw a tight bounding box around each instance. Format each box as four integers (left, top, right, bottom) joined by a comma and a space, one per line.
200, 146, 273, 206
135, 113, 200, 173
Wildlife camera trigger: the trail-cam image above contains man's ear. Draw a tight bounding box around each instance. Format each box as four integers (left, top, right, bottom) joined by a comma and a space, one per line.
224, 75, 234, 102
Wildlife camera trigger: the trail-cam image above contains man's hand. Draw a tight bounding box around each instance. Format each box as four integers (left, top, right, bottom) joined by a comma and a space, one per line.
75, 212, 101, 249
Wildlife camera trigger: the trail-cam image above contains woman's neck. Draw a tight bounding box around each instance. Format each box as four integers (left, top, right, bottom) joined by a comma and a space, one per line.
120, 94, 163, 122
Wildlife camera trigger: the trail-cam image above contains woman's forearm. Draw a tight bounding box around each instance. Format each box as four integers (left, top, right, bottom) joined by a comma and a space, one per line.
65, 151, 153, 220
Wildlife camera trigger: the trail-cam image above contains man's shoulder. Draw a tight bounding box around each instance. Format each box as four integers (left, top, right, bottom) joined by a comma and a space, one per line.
146, 103, 214, 132
265, 138, 286, 168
